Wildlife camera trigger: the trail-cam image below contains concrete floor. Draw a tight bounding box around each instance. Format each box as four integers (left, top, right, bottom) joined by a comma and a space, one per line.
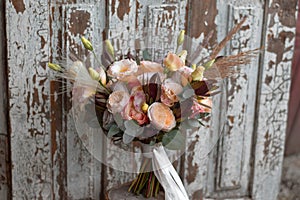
278, 153, 300, 200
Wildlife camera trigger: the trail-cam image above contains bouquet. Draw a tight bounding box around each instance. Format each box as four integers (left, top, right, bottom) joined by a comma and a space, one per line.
48, 17, 258, 199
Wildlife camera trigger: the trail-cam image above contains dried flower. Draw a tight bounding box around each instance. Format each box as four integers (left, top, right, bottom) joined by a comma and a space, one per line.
148, 102, 176, 132
81, 36, 93, 51
163, 52, 185, 71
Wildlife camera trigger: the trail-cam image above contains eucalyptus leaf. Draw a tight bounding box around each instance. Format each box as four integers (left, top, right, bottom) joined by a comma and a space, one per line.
162, 129, 185, 150
123, 133, 135, 144
143, 49, 152, 60
124, 120, 144, 137
113, 113, 125, 130
187, 119, 201, 128
108, 124, 121, 138
87, 117, 101, 128
182, 88, 195, 99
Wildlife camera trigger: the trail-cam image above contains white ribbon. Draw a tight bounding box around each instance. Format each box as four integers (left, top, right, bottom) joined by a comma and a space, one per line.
152, 145, 189, 200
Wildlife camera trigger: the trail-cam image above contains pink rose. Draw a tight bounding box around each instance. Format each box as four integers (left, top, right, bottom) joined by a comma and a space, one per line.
122, 96, 149, 125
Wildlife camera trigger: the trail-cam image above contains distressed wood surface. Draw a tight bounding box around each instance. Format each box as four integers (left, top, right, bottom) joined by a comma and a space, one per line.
286, 4, 300, 155
252, 0, 298, 199
50, 2, 106, 199
0, 0, 10, 198
6, 0, 52, 199
207, 1, 263, 198
4, 0, 297, 199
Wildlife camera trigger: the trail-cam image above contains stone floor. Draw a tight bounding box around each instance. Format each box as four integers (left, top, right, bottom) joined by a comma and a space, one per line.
278, 153, 300, 200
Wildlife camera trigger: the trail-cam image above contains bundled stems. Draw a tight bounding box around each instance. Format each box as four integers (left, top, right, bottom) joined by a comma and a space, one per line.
128, 157, 161, 198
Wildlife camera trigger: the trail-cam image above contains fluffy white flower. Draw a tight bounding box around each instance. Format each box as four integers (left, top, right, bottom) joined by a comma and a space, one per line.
108, 59, 138, 79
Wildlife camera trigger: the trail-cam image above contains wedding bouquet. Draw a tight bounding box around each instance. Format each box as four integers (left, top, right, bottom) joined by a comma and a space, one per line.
48, 17, 258, 199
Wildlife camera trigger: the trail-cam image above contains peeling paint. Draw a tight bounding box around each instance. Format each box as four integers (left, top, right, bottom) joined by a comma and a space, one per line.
69, 10, 91, 35
10, 0, 25, 14
117, 0, 130, 21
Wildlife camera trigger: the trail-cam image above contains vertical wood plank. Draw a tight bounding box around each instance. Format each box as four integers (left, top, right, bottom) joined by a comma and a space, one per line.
0, 136, 10, 200
0, 0, 10, 198
182, 1, 218, 199
206, 1, 264, 198
50, 1, 106, 199
252, 0, 298, 199
62, 3, 104, 199
6, 0, 52, 199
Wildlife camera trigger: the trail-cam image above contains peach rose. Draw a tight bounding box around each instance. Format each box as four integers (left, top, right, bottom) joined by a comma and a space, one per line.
137, 61, 164, 74
163, 52, 185, 71
148, 102, 176, 132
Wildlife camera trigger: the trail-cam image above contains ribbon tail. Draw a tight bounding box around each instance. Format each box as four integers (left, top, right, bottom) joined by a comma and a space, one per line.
152, 145, 189, 200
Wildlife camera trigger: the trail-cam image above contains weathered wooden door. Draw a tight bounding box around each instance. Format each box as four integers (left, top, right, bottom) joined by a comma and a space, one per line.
1, 0, 297, 199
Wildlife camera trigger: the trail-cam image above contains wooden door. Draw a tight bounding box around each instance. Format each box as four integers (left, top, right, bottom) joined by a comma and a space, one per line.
1, 0, 297, 199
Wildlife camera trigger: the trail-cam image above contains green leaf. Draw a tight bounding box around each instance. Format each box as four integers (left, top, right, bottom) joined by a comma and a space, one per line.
123, 133, 135, 144
180, 119, 200, 130
162, 129, 185, 150
124, 120, 144, 137
113, 113, 125, 131
187, 119, 201, 128
182, 88, 195, 99
108, 124, 121, 138
143, 50, 152, 60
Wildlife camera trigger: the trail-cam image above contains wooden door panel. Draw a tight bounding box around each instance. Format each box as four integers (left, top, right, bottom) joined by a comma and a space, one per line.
205, 1, 263, 198
4, 0, 298, 199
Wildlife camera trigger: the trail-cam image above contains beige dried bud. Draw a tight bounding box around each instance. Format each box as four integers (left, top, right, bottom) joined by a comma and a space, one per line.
48, 62, 62, 72
191, 66, 205, 81
81, 36, 93, 51
88, 67, 100, 81
203, 59, 215, 70
177, 30, 185, 47
178, 50, 187, 63
105, 39, 114, 58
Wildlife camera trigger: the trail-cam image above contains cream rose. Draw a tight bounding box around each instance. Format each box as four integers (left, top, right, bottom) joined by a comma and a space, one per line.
107, 91, 130, 114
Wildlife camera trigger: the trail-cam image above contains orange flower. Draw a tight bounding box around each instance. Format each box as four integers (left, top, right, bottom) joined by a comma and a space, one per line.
163, 52, 185, 71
